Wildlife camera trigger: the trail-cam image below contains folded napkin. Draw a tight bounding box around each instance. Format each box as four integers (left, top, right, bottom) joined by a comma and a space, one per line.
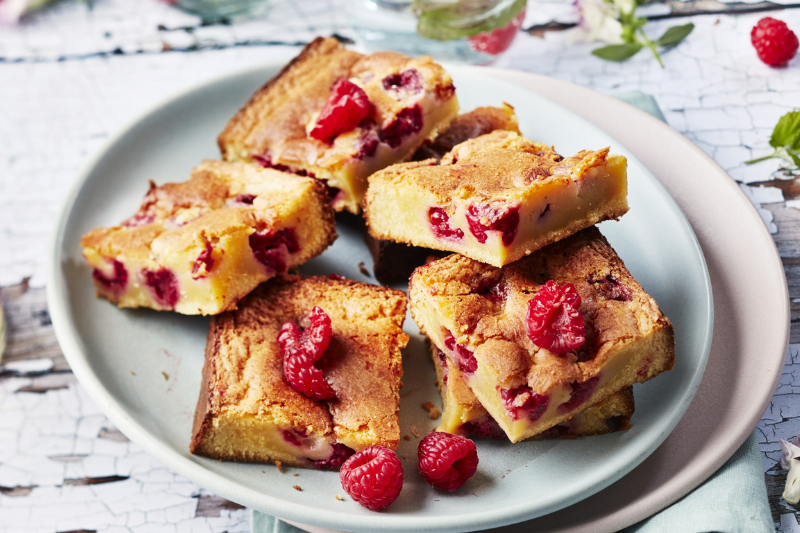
251, 92, 774, 533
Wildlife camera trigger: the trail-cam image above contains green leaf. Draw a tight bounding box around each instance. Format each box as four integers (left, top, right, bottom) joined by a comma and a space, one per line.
770, 110, 800, 151
657, 23, 694, 47
591, 43, 643, 62
414, 0, 527, 41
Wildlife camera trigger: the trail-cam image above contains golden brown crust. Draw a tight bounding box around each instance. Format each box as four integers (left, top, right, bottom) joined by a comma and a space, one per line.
218, 37, 362, 160
370, 131, 603, 202
412, 104, 521, 162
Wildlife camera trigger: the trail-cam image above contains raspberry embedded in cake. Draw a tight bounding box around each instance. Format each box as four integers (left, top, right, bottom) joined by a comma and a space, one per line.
410, 227, 673, 442
365, 130, 630, 267
429, 337, 635, 441
218, 37, 460, 214
81, 160, 337, 315
190, 276, 409, 468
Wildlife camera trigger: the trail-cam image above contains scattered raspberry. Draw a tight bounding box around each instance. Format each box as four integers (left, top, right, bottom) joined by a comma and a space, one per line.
467, 7, 526, 56
751, 17, 798, 67
465, 202, 520, 246
309, 79, 372, 143
340, 446, 404, 511
525, 280, 585, 355
417, 432, 479, 492
279, 306, 335, 400
428, 207, 464, 241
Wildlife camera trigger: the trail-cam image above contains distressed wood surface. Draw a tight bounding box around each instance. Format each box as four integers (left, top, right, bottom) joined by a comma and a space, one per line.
2, 0, 800, 531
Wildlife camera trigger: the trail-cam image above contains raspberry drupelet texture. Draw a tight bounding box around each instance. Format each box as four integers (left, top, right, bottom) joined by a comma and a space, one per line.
751, 17, 798, 66
525, 280, 586, 355
309, 79, 372, 143
417, 432, 479, 492
340, 445, 404, 511
279, 306, 335, 400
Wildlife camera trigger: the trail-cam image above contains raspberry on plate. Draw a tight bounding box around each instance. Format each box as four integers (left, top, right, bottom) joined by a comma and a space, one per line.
191, 276, 409, 468
81, 161, 336, 315
340, 445, 404, 511
751, 17, 798, 67
409, 227, 674, 443
418, 431, 478, 491
218, 37, 460, 214
365, 130, 629, 268
429, 341, 635, 440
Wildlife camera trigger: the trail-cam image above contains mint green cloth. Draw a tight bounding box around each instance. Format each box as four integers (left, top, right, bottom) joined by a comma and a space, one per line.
251, 92, 774, 533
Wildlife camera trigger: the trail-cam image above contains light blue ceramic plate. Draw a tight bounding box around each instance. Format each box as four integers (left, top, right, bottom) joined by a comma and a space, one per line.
48, 65, 713, 533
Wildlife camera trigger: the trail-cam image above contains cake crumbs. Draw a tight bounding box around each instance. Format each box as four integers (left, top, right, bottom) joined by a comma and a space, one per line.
421, 401, 440, 419
410, 424, 419, 437
403, 435, 411, 440
293, 473, 299, 477
358, 262, 372, 277
335, 494, 345, 501
129, 370, 135, 376
399, 381, 404, 388
293, 485, 302, 491
261, 470, 266, 474
161, 371, 169, 381
275, 461, 284, 474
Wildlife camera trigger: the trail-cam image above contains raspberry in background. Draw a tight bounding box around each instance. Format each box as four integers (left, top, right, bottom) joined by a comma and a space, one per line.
751, 17, 798, 67
418, 432, 479, 491
340, 446, 404, 511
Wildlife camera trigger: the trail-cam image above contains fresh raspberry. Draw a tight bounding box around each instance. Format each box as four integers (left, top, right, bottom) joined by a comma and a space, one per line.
309, 79, 372, 143
465, 202, 520, 246
417, 432, 479, 492
279, 306, 335, 400
525, 280, 586, 355
751, 17, 798, 67
340, 445, 404, 511
467, 7, 526, 56
428, 207, 464, 241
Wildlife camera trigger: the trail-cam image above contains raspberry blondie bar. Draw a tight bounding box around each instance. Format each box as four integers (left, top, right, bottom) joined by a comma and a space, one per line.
366, 104, 521, 285
430, 342, 634, 440
409, 227, 673, 443
190, 275, 408, 468
365, 131, 629, 267
81, 161, 335, 315
218, 37, 460, 214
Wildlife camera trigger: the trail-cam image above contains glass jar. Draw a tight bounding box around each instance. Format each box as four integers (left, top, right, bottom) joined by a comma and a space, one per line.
174, 0, 272, 20
344, 0, 527, 65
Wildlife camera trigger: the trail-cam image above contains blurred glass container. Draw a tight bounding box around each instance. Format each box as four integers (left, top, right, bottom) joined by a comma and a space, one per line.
344, 0, 527, 64
174, 0, 272, 20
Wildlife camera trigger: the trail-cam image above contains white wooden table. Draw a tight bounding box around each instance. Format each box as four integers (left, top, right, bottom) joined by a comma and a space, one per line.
1, 0, 799, 530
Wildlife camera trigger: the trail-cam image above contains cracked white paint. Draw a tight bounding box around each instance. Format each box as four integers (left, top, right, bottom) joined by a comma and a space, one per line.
2, 0, 799, 531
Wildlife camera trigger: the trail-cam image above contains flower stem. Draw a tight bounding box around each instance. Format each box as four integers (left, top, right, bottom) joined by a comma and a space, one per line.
637, 26, 663, 67
745, 153, 776, 165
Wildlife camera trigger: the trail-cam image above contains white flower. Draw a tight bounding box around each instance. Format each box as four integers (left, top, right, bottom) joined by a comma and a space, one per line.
568, 0, 623, 44
0, 0, 58, 25
780, 438, 800, 505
